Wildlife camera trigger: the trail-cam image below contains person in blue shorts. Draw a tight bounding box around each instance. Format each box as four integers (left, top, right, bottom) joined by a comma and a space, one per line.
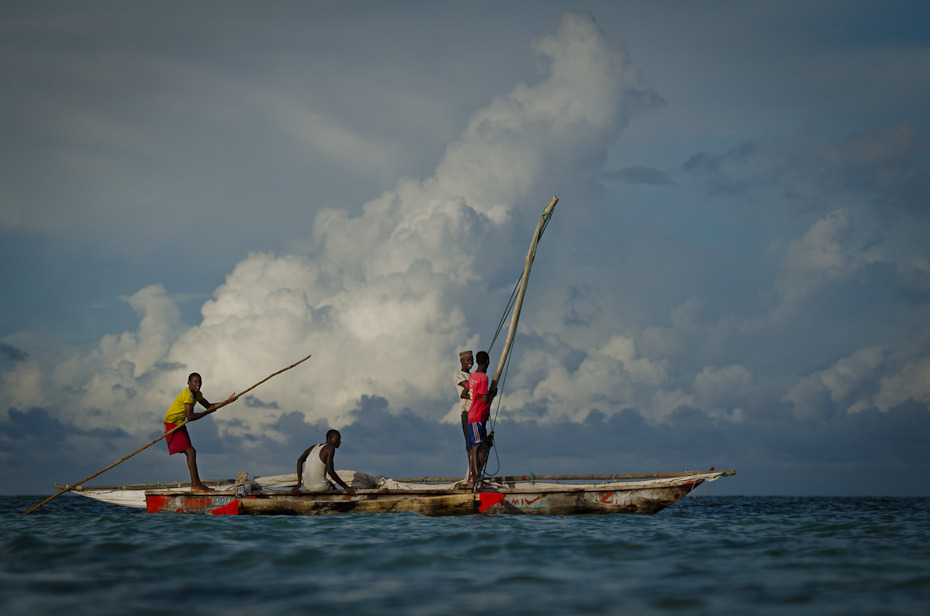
466, 351, 496, 483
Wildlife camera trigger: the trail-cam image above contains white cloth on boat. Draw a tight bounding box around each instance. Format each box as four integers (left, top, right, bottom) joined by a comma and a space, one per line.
335, 470, 382, 489
377, 477, 469, 491
252, 473, 300, 488
251, 470, 383, 490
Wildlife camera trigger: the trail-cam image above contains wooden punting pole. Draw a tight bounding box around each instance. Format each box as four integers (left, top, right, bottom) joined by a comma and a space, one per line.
24, 354, 312, 514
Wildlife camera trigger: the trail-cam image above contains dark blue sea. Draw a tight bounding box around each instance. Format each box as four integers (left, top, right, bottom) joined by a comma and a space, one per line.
2, 494, 928, 615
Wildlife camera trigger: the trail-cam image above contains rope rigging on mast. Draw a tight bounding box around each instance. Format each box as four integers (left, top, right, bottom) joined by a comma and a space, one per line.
475, 198, 559, 485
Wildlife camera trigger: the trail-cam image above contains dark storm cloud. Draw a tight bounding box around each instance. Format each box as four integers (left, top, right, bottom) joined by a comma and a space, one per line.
680, 126, 930, 215
0, 343, 28, 364
243, 396, 281, 409
0, 407, 126, 442
603, 166, 676, 186
201, 393, 930, 496
4, 386, 928, 497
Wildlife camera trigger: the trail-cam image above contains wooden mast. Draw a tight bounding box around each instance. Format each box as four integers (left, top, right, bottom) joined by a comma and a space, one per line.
490, 196, 559, 390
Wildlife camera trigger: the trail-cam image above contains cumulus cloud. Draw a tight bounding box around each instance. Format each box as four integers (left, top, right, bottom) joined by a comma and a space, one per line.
3, 8, 930, 497
873, 356, 930, 414
677, 124, 930, 324
498, 333, 690, 424
785, 344, 930, 421
773, 210, 869, 316
693, 365, 752, 422
2, 12, 662, 441
1, 359, 42, 416
786, 346, 886, 420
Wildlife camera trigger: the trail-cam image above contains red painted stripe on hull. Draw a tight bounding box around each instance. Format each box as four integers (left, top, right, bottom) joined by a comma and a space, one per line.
478, 493, 506, 512
210, 499, 240, 515
146, 494, 171, 513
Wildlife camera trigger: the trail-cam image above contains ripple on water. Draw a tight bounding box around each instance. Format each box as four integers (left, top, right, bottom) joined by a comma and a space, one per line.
2, 496, 929, 615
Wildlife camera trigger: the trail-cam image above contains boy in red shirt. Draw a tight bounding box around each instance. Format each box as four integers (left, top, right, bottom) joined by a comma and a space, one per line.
466, 351, 497, 484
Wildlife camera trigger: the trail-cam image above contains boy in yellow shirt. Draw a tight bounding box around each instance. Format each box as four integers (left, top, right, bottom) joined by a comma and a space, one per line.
164, 372, 237, 492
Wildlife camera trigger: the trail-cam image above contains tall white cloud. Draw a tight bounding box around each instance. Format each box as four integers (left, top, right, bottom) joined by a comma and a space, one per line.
5, 13, 658, 438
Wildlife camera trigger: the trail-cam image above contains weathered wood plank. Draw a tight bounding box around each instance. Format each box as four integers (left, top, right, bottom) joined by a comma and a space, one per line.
394, 470, 732, 483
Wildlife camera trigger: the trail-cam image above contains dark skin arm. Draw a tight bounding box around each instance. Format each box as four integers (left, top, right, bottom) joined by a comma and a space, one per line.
184, 392, 238, 422
184, 396, 215, 422
320, 445, 357, 495
458, 379, 470, 400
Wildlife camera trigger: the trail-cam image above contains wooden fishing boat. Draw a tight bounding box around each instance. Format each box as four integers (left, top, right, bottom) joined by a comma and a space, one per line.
36, 197, 737, 518
143, 469, 734, 516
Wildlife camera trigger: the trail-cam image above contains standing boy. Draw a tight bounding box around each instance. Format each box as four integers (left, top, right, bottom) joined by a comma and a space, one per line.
163, 372, 237, 492
453, 350, 474, 464
466, 351, 497, 484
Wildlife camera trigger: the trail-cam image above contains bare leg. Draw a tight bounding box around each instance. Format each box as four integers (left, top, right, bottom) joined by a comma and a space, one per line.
185, 448, 213, 492
463, 415, 472, 481
476, 449, 486, 480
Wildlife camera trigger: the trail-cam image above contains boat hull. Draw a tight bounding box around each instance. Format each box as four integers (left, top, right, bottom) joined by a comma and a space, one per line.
143, 471, 729, 516
485, 482, 701, 515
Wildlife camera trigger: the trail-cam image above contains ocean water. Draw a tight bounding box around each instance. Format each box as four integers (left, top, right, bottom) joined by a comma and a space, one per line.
2, 494, 928, 615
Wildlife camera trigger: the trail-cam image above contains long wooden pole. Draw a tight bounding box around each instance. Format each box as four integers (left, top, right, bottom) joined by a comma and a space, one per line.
399, 470, 732, 483
24, 353, 312, 514
490, 196, 559, 389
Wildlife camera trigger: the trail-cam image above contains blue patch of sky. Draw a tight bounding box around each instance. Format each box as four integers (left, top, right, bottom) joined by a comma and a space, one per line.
603, 182, 764, 255
0, 232, 217, 345
827, 1, 930, 48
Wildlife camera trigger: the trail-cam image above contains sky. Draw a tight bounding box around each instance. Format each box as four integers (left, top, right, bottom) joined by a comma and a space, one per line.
2, 1, 929, 497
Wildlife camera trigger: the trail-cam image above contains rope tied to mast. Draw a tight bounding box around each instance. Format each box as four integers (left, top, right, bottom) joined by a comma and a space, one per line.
476, 198, 559, 485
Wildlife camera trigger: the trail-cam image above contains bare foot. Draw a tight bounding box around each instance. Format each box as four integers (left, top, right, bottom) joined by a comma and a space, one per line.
191, 484, 215, 493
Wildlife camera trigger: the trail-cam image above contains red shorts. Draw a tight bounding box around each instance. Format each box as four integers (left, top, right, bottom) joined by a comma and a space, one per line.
164, 423, 193, 455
